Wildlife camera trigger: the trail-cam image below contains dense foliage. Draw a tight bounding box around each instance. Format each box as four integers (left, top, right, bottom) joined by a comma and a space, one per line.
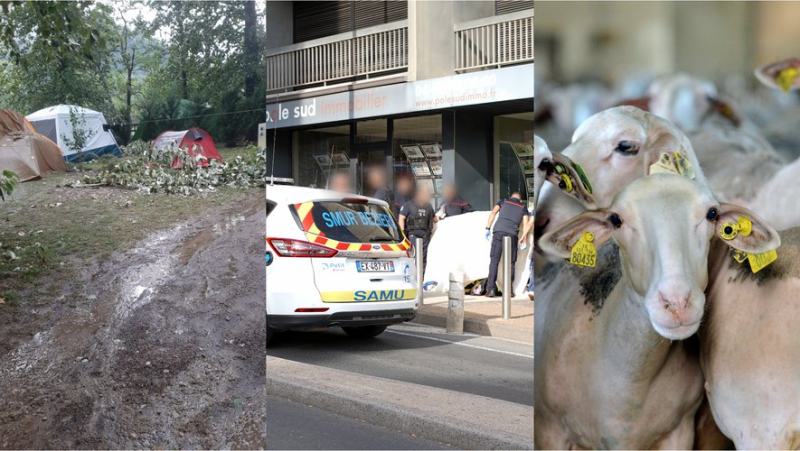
0, 0, 265, 147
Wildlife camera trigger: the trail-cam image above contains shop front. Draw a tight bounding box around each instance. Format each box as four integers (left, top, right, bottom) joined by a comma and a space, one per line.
266, 64, 533, 210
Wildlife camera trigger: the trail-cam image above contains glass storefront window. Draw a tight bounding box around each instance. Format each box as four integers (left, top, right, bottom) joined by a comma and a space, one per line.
392, 115, 443, 205
354, 119, 388, 195
495, 112, 534, 203
296, 124, 350, 189
392, 114, 442, 193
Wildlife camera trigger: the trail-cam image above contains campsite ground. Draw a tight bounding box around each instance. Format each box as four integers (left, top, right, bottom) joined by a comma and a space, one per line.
0, 148, 266, 448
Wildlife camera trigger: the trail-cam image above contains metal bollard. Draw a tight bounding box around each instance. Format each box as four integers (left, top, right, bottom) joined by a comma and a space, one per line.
447, 271, 465, 334
502, 235, 512, 320
415, 237, 424, 305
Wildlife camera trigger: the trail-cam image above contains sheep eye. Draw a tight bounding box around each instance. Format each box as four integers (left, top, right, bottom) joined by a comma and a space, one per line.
538, 158, 551, 171
706, 207, 718, 221
609, 213, 622, 228
614, 140, 639, 155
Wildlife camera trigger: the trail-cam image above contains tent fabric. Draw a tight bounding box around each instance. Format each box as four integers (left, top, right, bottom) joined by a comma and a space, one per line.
0, 109, 66, 181
26, 105, 121, 161
28, 119, 57, 144
0, 132, 67, 181
152, 128, 222, 167
0, 109, 36, 136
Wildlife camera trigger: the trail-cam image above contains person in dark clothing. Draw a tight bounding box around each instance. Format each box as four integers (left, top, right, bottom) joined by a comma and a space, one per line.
438, 183, 474, 219
484, 192, 530, 297
399, 186, 438, 273
367, 167, 397, 217
393, 175, 413, 219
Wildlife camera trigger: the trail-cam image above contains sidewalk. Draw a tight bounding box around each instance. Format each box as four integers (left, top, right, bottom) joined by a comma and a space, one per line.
414, 293, 534, 344
267, 356, 534, 450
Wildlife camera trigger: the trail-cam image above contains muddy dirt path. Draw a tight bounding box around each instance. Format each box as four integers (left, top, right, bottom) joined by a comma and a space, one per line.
0, 192, 266, 449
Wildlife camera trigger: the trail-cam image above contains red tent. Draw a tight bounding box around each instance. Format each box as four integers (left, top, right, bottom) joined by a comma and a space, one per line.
152, 128, 222, 168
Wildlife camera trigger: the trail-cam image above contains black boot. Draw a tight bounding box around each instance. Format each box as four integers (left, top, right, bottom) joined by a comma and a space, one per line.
486, 289, 498, 298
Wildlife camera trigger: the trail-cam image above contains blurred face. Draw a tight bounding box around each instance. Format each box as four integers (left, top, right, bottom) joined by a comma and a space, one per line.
329, 173, 351, 193
396, 177, 411, 195
415, 186, 432, 204
443, 184, 456, 200
367, 169, 386, 189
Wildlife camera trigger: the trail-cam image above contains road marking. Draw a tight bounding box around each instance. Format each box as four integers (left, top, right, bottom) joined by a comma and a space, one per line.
385, 329, 534, 359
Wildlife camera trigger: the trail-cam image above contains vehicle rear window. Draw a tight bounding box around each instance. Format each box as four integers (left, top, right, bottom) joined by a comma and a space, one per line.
298, 201, 401, 243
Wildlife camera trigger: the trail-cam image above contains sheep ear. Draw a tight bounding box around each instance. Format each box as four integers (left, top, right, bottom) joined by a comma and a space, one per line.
715, 203, 780, 254
754, 58, 800, 93
706, 95, 741, 127
543, 153, 596, 209
539, 210, 612, 260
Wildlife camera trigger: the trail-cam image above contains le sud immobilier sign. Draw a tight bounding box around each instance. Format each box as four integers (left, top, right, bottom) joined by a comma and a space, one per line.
265, 64, 534, 129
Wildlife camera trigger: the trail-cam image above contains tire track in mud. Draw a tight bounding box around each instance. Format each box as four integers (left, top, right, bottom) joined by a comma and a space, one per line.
0, 192, 266, 449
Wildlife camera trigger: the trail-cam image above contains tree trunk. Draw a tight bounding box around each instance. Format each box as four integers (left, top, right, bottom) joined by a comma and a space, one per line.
243, 0, 259, 100
124, 47, 135, 145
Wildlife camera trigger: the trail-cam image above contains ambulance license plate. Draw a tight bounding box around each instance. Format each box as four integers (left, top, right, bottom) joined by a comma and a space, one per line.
356, 261, 394, 272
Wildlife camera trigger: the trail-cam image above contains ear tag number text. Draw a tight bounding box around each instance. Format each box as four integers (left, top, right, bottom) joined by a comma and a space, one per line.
570, 232, 597, 268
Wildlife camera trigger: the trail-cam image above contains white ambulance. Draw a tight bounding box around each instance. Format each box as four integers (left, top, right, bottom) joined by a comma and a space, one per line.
266, 185, 418, 345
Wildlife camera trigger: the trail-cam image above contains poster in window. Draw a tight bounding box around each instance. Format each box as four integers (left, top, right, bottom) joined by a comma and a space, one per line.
331, 152, 350, 166
520, 158, 535, 175
410, 161, 432, 177
428, 160, 443, 176
314, 154, 332, 168
525, 176, 535, 195
512, 142, 534, 157
421, 143, 442, 158
401, 145, 424, 160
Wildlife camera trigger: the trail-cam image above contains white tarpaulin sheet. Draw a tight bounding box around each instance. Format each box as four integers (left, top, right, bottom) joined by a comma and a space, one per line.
424, 211, 532, 295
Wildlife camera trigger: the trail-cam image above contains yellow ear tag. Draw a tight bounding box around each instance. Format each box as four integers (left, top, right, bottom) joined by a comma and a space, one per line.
731, 248, 748, 263
569, 232, 597, 268
776, 67, 799, 93
560, 173, 574, 193
747, 250, 778, 273
719, 222, 739, 240
649, 152, 679, 175
737, 216, 752, 237
673, 151, 696, 179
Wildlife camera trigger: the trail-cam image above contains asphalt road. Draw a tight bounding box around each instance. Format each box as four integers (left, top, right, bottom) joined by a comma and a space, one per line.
266, 395, 451, 450
267, 322, 534, 406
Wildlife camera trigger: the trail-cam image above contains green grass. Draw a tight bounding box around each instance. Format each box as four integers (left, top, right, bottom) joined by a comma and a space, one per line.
0, 167, 260, 300
217, 146, 258, 161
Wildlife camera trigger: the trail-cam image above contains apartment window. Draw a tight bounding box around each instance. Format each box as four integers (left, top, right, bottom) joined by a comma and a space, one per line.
495, 0, 533, 15
294, 1, 408, 43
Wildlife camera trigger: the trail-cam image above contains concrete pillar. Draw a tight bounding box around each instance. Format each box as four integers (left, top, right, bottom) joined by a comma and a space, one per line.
447, 272, 465, 334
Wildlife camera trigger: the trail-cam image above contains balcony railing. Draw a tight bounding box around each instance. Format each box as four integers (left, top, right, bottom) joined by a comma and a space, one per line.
266, 21, 408, 92
454, 10, 534, 73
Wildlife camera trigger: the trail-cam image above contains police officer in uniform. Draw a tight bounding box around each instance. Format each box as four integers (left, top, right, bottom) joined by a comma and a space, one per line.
484, 192, 529, 297
438, 183, 474, 219
399, 186, 438, 273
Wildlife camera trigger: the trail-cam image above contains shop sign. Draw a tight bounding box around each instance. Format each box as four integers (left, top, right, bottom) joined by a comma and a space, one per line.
266, 64, 533, 128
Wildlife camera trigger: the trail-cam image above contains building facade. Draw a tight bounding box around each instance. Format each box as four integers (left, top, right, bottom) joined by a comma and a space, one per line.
266, 0, 533, 210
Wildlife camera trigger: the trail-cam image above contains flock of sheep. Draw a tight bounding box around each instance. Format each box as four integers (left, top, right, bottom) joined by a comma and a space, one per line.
532, 61, 800, 449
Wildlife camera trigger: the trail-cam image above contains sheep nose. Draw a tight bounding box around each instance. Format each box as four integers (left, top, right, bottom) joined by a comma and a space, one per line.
658, 289, 692, 321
